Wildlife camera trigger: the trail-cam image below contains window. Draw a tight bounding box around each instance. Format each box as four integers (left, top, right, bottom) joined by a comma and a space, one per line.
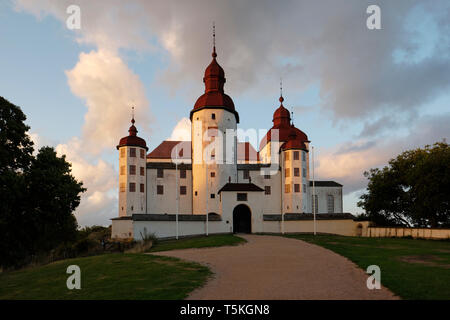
195, 191, 198, 196
285, 152, 290, 161
157, 168, 164, 178
294, 151, 299, 160
243, 170, 249, 179
120, 166, 125, 175
264, 174, 271, 179
285, 184, 291, 193
157, 185, 164, 195
140, 149, 145, 159
180, 169, 186, 179
285, 168, 290, 177
265, 186, 271, 195
302, 152, 306, 161
327, 195, 334, 213
210, 193, 215, 199
140, 183, 145, 193
140, 167, 145, 176
210, 171, 215, 178
237, 193, 247, 201
312, 195, 318, 214
303, 168, 306, 177
129, 183, 136, 192
294, 168, 300, 177
120, 183, 125, 192
180, 186, 186, 195
212, 113, 216, 120
294, 184, 300, 193
303, 184, 307, 193
129, 165, 136, 175
130, 148, 136, 157
120, 148, 125, 158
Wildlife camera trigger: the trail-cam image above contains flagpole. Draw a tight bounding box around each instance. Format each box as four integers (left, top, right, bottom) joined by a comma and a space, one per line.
175, 144, 179, 240
205, 163, 209, 236
312, 146, 316, 236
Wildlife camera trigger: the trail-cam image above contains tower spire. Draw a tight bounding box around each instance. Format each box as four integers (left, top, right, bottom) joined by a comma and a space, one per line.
212, 22, 217, 58
279, 78, 284, 104
129, 106, 137, 136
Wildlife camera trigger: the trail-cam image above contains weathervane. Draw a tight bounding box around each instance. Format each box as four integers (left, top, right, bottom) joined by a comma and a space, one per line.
212, 22, 217, 58
280, 78, 283, 98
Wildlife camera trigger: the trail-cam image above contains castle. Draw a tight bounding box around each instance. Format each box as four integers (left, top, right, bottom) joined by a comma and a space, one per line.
111, 37, 365, 240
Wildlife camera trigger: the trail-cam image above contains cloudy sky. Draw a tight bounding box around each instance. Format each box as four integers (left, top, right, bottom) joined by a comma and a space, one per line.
1, 0, 449, 226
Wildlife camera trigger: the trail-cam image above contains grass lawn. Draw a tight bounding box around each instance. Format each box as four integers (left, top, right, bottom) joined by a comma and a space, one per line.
286, 234, 450, 300
0, 253, 211, 300
0, 234, 245, 300
148, 234, 246, 252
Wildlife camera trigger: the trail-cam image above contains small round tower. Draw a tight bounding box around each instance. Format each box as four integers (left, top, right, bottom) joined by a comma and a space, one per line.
117, 114, 148, 217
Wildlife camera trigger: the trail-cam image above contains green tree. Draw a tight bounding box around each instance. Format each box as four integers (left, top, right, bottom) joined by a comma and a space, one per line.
25, 147, 85, 253
0, 97, 35, 268
0, 97, 34, 172
0, 97, 85, 269
358, 141, 450, 228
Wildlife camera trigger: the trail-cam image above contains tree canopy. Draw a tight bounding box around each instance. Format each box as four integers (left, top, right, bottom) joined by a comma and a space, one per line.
0, 97, 85, 269
358, 141, 450, 228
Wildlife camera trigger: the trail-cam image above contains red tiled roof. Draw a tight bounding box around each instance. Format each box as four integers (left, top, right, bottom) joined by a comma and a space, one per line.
117, 119, 148, 151
147, 141, 191, 159
147, 140, 259, 161
237, 142, 259, 161
259, 96, 309, 151
191, 45, 239, 122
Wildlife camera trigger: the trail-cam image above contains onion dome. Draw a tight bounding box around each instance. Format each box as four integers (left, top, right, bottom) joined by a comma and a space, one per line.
117, 116, 148, 150
259, 95, 309, 151
190, 32, 239, 123
273, 96, 291, 127
282, 125, 307, 151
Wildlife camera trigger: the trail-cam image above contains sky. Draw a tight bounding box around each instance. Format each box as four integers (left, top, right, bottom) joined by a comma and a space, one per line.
1, 0, 449, 226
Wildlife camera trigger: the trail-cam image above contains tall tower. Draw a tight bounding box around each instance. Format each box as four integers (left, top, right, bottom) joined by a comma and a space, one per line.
190, 27, 239, 215
117, 113, 148, 217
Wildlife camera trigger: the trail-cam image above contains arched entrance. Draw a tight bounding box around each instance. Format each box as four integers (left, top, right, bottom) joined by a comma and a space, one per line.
233, 204, 251, 233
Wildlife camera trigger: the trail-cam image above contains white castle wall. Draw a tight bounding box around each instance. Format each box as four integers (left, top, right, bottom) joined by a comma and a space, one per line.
307, 186, 343, 213
146, 167, 193, 214
191, 108, 238, 215
236, 168, 282, 214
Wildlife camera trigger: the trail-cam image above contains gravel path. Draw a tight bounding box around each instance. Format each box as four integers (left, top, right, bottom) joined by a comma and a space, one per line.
153, 234, 399, 300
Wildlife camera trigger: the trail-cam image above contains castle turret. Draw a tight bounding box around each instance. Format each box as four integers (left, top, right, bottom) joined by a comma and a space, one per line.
190, 29, 239, 215
281, 125, 309, 213
117, 115, 148, 216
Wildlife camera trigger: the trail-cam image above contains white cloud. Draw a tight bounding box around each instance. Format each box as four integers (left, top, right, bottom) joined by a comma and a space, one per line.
66, 49, 151, 155
55, 138, 117, 226
168, 117, 191, 141
316, 113, 450, 194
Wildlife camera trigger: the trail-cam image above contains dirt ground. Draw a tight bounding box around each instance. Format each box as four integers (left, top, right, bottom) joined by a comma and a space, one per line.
153, 234, 399, 300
